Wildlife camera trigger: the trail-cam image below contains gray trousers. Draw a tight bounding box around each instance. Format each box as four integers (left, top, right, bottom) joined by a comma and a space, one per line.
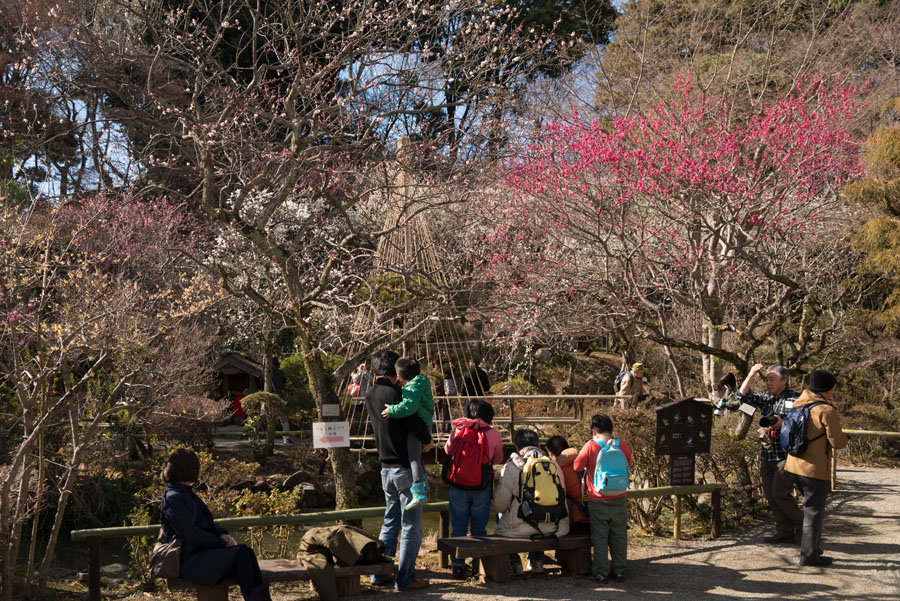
760, 459, 803, 536
588, 497, 628, 577
795, 475, 830, 563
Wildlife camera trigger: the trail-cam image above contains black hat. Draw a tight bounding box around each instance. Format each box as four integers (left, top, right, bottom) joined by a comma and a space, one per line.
808, 370, 836, 393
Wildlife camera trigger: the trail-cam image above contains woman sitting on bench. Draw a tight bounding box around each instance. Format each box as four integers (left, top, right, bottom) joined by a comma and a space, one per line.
160, 449, 272, 601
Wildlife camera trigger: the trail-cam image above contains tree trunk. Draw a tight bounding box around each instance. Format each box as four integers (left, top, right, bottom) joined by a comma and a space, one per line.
263, 341, 276, 457
704, 323, 724, 400
300, 349, 359, 511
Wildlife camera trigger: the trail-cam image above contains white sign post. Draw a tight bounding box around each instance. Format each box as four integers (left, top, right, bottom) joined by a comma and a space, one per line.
312, 421, 350, 448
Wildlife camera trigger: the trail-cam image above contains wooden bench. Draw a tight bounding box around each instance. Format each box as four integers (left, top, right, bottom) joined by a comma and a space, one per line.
166, 558, 394, 601
438, 532, 592, 582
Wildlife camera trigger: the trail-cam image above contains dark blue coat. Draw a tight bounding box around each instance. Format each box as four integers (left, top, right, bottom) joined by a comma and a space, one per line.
160, 482, 244, 585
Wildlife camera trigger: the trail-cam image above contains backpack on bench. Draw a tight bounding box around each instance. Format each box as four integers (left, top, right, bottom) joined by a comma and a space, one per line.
516, 454, 568, 539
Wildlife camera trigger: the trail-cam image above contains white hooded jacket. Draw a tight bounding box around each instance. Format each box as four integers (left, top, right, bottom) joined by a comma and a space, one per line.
492, 446, 570, 538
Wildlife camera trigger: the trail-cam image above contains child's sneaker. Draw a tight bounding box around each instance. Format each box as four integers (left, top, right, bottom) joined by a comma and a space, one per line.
405, 480, 428, 510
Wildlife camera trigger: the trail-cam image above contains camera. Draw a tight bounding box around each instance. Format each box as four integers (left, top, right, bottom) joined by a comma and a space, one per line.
759, 414, 779, 428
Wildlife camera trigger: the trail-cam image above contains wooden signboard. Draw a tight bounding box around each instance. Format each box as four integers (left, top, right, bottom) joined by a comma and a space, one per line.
668, 453, 696, 486
654, 397, 714, 455
655, 398, 714, 486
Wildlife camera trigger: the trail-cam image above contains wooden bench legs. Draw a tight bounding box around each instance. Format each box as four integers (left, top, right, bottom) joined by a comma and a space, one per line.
335, 574, 361, 596
195, 584, 229, 601
478, 555, 511, 583
477, 548, 590, 582
557, 547, 591, 576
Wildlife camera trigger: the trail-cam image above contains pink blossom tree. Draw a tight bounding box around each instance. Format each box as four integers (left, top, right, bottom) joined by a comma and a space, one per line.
490, 78, 866, 396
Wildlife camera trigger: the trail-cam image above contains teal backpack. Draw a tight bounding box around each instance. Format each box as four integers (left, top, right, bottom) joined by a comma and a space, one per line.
591, 438, 629, 495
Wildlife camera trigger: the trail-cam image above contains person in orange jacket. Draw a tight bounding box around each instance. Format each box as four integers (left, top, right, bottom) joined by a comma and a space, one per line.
545, 436, 590, 531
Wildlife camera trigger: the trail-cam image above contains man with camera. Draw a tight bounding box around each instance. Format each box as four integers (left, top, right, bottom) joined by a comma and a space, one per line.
736, 364, 804, 544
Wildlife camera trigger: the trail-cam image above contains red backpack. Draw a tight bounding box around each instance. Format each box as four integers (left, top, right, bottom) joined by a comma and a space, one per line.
441, 423, 492, 490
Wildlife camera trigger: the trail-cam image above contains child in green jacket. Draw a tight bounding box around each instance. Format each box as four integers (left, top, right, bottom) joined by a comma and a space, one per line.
380, 357, 434, 509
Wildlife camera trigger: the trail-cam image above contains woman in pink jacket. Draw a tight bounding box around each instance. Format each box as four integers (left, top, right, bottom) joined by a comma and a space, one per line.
443, 399, 503, 578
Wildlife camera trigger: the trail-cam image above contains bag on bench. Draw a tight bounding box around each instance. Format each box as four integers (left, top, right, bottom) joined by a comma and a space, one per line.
516, 455, 567, 539
150, 499, 196, 579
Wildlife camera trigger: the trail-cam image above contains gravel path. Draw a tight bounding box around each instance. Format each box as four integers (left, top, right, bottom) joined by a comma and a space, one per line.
350, 465, 900, 601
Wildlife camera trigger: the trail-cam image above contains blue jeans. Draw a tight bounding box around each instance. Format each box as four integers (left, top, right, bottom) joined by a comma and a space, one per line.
448, 486, 491, 567
373, 467, 423, 588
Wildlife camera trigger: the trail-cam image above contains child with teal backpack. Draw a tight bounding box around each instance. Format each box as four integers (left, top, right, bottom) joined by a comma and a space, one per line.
573, 414, 633, 585
380, 357, 434, 509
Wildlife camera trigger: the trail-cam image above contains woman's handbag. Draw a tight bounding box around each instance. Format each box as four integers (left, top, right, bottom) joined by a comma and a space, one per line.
150, 498, 196, 579
149, 531, 182, 579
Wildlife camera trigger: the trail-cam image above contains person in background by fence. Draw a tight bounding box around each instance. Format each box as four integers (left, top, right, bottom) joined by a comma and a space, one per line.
784, 370, 848, 567
616, 363, 648, 408
736, 363, 804, 544
159, 449, 272, 601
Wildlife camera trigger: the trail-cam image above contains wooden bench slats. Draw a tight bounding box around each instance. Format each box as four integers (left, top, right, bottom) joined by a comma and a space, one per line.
437, 534, 592, 583
166, 558, 393, 589
437, 533, 592, 558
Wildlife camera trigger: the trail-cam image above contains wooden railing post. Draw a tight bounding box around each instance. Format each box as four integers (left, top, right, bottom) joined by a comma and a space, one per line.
831, 450, 838, 491
439, 510, 450, 568
88, 535, 101, 601
711, 487, 722, 538
673, 495, 682, 540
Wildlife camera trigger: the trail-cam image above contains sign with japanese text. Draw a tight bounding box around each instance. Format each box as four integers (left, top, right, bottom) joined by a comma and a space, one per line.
312, 421, 350, 448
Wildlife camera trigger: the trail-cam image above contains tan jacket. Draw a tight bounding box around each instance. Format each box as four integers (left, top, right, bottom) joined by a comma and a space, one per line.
619, 372, 643, 400
493, 447, 569, 538
784, 390, 848, 481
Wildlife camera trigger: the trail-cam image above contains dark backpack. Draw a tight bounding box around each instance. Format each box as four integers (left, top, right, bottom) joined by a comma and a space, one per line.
779, 401, 827, 456
441, 424, 492, 490
614, 369, 631, 392
516, 453, 568, 539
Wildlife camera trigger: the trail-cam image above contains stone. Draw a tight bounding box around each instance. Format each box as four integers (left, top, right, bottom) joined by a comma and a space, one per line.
250, 480, 272, 493
297, 482, 323, 509
282, 471, 311, 489
230, 479, 256, 491
100, 563, 128, 575
356, 470, 384, 503
534, 348, 553, 361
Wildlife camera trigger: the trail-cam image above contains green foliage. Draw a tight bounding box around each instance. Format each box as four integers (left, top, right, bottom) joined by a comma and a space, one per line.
233, 488, 305, 558
280, 353, 343, 418
862, 127, 900, 179
353, 273, 435, 306
0, 149, 29, 207
240, 391, 287, 418
492, 375, 538, 396
126, 506, 156, 588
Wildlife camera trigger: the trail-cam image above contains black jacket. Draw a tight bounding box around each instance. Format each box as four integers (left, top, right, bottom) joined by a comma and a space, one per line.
161, 482, 244, 586
365, 376, 432, 468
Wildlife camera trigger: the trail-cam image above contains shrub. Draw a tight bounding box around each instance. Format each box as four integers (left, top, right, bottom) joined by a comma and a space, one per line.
233, 488, 305, 558
280, 353, 343, 423
144, 396, 230, 449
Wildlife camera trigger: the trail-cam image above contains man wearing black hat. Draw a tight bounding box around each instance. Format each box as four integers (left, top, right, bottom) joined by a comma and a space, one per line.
784, 370, 849, 567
